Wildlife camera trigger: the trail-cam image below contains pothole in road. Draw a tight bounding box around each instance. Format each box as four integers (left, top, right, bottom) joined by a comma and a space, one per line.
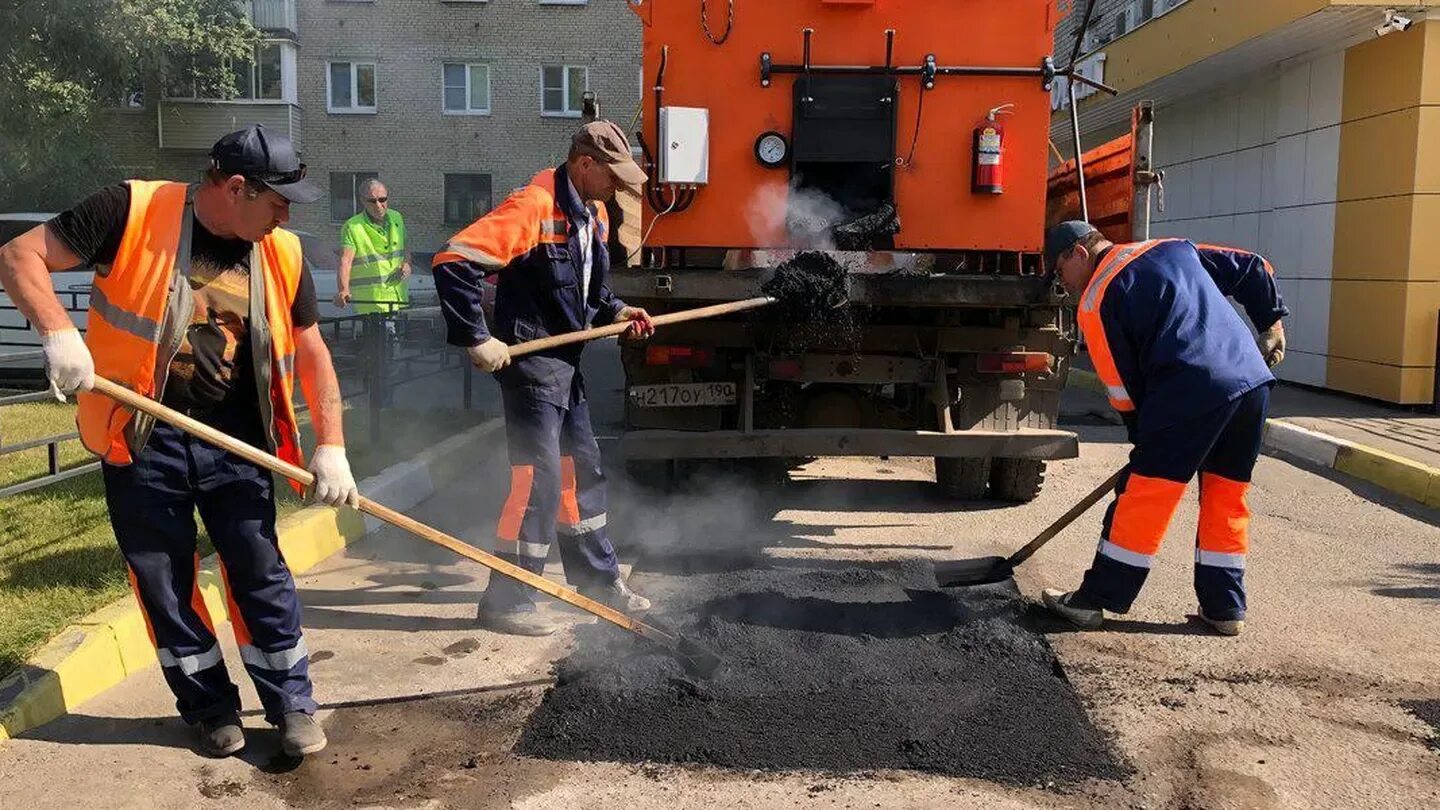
516, 561, 1130, 789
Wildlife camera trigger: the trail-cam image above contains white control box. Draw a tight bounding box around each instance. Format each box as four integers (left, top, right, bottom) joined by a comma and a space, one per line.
658, 106, 710, 185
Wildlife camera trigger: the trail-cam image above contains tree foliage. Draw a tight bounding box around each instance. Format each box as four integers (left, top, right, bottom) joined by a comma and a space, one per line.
0, 0, 259, 210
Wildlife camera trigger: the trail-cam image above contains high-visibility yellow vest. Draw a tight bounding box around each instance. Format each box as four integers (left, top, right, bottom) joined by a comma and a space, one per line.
75, 180, 306, 482
341, 209, 408, 314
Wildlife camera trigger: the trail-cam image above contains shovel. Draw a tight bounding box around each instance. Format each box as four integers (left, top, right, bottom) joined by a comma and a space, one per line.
935, 467, 1125, 588
507, 296, 776, 357
91, 377, 724, 677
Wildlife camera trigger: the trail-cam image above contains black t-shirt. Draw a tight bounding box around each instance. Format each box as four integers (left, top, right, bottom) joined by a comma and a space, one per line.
49, 184, 319, 414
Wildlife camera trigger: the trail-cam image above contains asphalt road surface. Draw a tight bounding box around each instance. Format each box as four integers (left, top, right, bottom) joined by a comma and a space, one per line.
1, 348, 1437, 809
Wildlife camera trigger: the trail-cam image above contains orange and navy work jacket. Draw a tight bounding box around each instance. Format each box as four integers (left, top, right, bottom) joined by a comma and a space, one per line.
432, 163, 625, 406
1078, 239, 1287, 436
74, 180, 307, 485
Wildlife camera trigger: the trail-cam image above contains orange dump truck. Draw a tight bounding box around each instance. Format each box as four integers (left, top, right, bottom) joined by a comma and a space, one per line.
610, 0, 1086, 501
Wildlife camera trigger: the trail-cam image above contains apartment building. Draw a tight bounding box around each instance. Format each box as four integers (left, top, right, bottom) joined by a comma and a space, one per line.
1052, 0, 1440, 406
107, 0, 643, 260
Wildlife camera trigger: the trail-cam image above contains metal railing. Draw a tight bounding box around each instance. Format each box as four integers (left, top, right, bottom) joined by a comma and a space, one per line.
0, 353, 102, 499
0, 295, 474, 497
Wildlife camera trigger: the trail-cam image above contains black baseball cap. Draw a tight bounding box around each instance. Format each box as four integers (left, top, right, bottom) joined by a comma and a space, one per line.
1044, 220, 1099, 273
209, 124, 321, 203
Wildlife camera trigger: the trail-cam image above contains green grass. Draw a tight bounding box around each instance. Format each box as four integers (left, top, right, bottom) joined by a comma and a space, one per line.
0, 399, 486, 680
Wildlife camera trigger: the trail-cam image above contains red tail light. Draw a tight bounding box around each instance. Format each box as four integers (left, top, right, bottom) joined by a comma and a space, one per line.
645, 345, 715, 368
977, 352, 1052, 373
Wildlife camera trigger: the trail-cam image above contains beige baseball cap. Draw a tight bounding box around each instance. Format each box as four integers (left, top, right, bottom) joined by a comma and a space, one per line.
572, 120, 648, 191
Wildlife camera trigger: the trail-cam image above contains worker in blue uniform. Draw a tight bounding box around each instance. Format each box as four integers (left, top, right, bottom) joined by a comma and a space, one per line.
432, 121, 656, 637
1041, 221, 1288, 636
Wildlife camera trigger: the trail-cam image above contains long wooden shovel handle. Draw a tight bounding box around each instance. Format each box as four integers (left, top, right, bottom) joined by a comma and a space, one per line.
90, 377, 682, 651
1006, 466, 1126, 567
508, 296, 775, 358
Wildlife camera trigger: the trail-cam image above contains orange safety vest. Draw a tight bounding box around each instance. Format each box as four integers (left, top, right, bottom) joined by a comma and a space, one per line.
75, 180, 306, 484
1076, 239, 1167, 414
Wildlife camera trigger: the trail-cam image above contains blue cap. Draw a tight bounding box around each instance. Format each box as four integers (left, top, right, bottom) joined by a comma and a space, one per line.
1044, 220, 1099, 273
209, 124, 321, 203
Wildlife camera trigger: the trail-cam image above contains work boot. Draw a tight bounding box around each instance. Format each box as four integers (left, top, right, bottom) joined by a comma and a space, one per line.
580, 578, 652, 613
477, 606, 558, 637
1041, 588, 1104, 630
1198, 610, 1245, 636
196, 712, 246, 758
280, 711, 327, 757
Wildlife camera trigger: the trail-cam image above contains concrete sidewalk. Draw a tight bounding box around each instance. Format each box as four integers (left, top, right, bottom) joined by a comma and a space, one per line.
1268, 385, 1440, 470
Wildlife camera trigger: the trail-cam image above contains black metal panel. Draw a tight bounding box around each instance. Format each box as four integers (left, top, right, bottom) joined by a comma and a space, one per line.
791, 75, 898, 164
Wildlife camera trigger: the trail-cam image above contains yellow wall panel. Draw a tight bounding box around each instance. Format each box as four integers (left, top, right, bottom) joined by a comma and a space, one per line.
1342, 20, 1427, 121
1331, 196, 1414, 280
1399, 367, 1437, 404
1336, 109, 1420, 201
1326, 355, 1406, 401
1406, 196, 1440, 281
1082, 0, 1325, 97
1328, 280, 1411, 364
1413, 107, 1440, 193
1401, 282, 1440, 366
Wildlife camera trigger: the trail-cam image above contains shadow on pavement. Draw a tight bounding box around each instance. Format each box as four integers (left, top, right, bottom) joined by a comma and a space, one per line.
1370, 562, 1440, 602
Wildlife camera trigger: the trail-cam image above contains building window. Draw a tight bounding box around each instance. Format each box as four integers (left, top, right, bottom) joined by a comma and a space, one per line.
444, 174, 493, 224
165, 42, 292, 101
328, 61, 377, 113
541, 65, 588, 117
443, 63, 491, 115
330, 172, 380, 222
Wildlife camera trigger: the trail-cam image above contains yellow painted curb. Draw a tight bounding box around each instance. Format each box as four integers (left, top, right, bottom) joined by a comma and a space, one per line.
0, 417, 503, 744
1333, 444, 1440, 506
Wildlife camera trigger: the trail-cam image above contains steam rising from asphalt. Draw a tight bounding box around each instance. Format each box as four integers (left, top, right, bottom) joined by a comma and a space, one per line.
740, 183, 923, 275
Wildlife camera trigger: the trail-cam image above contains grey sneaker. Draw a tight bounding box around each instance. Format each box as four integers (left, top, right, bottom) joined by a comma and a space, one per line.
196, 712, 245, 757
580, 578, 652, 613
477, 607, 558, 637
1042, 588, 1104, 630
1198, 611, 1244, 636
280, 711, 327, 757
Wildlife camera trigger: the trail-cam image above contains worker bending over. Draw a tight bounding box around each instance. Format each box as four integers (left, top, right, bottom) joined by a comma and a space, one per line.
1041, 221, 1288, 636
433, 120, 656, 637
0, 125, 357, 758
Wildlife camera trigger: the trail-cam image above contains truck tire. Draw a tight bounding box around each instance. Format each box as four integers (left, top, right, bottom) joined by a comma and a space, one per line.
990, 458, 1046, 503
935, 457, 991, 501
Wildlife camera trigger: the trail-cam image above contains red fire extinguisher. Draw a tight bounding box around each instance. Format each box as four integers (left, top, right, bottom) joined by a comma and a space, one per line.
973, 104, 1016, 195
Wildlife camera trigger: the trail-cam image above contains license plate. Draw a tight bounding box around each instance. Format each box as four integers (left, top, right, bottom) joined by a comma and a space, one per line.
628, 382, 737, 408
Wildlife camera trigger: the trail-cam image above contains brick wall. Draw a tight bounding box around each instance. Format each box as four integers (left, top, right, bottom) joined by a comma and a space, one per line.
288, 0, 643, 259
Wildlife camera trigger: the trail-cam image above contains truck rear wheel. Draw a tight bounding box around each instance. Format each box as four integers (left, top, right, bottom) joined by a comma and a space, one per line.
934, 457, 991, 501
990, 458, 1047, 503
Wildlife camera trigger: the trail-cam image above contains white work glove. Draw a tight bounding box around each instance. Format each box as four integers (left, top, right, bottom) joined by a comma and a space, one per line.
308, 444, 359, 508
467, 337, 512, 373
1257, 321, 1286, 368
41, 328, 95, 402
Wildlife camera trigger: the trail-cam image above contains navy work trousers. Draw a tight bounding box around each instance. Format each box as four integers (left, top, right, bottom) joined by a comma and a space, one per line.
481, 379, 622, 613
102, 410, 315, 725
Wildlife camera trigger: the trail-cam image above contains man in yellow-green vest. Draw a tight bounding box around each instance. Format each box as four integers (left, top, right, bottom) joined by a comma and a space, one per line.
335, 178, 409, 315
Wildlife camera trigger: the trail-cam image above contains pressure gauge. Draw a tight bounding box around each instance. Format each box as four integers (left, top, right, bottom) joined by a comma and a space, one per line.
755, 131, 790, 168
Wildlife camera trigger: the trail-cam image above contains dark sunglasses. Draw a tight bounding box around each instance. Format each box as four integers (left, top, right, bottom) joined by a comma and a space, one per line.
239, 163, 308, 186
365, 196, 388, 204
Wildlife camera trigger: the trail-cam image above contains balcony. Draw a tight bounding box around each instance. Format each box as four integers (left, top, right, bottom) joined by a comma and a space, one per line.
244, 0, 297, 39
158, 100, 301, 151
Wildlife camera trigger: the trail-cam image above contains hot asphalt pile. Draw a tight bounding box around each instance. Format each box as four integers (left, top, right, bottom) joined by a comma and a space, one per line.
761, 251, 850, 319
516, 561, 1128, 787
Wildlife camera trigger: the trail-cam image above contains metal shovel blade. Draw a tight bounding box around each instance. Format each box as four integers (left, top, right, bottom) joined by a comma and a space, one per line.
934, 556, 1016, 588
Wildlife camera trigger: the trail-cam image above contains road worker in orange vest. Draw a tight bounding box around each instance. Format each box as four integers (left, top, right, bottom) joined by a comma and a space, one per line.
1040, 221, 1288, 637
0, 125, 354, 759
